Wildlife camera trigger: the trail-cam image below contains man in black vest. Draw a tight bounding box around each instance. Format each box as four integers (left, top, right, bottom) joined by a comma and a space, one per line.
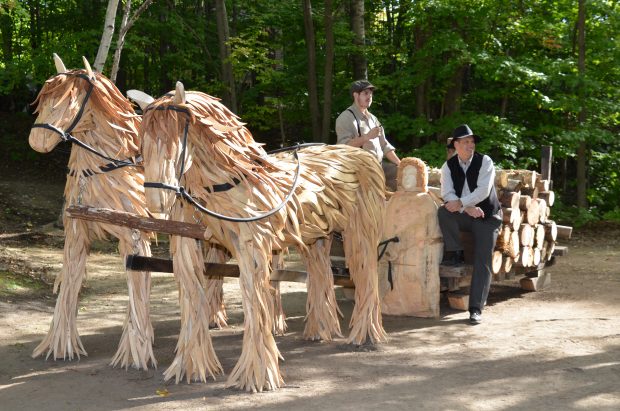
438, 124, 502, 324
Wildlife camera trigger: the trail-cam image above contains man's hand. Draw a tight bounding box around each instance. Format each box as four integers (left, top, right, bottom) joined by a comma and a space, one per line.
464, 206, 485, 219
444, 199, 462, 213
363, 126, 381, 142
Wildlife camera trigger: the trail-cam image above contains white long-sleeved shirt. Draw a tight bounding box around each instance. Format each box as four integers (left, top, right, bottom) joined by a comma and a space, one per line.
440, 154, 496, 211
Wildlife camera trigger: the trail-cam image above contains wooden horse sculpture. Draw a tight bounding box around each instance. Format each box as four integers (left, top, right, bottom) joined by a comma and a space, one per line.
140, 82, 387, 392
28, 55, 155, 370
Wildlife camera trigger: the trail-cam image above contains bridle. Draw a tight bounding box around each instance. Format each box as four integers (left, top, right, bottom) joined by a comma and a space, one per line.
31, 72, 140, 171
142, 102, 322, 223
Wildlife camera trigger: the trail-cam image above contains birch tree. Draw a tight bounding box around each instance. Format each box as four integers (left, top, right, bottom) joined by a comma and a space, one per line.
94, 0, 120, 72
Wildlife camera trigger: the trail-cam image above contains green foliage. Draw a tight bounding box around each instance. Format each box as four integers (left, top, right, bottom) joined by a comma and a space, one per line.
0, 0, 618, 221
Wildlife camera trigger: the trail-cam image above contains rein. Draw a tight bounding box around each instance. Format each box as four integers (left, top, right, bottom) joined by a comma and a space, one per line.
143, 103, 311, 223
31, 72, 140, 172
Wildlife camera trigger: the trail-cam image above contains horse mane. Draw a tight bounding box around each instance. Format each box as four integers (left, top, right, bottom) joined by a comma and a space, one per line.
143, 91, 291, 194
33, 69, 141, 154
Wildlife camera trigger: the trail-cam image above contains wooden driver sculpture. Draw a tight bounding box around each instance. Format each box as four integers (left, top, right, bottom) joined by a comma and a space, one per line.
28, 54, 155, 370
140, 81, 388, 392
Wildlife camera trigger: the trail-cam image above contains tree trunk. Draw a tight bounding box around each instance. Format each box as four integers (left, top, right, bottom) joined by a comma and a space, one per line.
302, 0, 321, 141
27, 0, 41, 50
94, 0, 120, 73
576, 0, 587, 208
215, 0, 237, 113
442, 65, 466, 117
413, 25, 427, 119
350, 0, 367, 80
321, 0, 335, 144
110, 0, 154, 83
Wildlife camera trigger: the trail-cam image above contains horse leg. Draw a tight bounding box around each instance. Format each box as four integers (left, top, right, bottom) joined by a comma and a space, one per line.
203, 242, 229, 329
164, 235, 222, 383
343, 214, 388, 346
227, 230, 283, 392
301, 237, 342, 341
271, 251, 287, 335
110, 228, 155, 370
32, 218, 91, 360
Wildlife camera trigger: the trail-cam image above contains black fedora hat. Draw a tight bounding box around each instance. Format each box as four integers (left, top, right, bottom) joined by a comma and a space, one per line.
447, 124, 481, 148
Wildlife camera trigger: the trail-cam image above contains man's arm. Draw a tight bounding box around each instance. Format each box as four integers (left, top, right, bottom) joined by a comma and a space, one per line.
440, 162, 463, 212
385, 149, 400, 165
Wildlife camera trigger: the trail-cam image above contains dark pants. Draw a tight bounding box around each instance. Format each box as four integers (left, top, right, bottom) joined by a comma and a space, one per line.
438, 206, 502, 313
382, 161, 398, 192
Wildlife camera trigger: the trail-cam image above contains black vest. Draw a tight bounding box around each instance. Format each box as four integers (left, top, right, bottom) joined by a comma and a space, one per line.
447, 152, 501, 219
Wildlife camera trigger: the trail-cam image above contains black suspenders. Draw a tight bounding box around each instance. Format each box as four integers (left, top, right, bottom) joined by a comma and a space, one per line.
347, 108, 362, 137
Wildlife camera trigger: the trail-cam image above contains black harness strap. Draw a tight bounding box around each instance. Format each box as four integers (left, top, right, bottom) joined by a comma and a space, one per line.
143, 103, 305, 223
31, 72, 140, 170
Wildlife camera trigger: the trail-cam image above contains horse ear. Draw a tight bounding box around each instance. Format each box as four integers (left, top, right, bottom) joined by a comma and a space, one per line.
173, 81, 186, 104
82, 56, 95, 79
53, 53, 67, 73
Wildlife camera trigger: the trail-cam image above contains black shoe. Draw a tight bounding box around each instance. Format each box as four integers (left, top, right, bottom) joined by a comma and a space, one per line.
469, 310, 482, 325
441, 250, 465, 267
454, 250, 465, 266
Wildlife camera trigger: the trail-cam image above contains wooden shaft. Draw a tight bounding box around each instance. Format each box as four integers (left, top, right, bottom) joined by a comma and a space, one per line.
66, 205, 211, 240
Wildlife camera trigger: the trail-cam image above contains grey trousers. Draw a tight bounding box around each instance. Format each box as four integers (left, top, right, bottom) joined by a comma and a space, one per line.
438, 206, 502, 312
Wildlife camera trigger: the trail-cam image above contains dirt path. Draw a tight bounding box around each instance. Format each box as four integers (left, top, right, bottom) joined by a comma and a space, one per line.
1, 176, 619, 411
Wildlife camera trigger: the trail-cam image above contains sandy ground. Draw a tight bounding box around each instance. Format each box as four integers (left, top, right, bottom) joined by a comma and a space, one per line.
1, 175, 619, 411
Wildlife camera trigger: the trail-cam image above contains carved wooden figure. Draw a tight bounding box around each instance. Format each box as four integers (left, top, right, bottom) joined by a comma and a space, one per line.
380, 157, 443, 318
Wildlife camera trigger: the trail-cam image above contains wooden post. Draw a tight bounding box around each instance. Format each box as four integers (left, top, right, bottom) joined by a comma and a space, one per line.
541, 146, 553, 182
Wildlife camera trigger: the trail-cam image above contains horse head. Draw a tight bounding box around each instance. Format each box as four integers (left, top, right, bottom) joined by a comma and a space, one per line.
29, 54, 140, 159
142, 81, 268, 218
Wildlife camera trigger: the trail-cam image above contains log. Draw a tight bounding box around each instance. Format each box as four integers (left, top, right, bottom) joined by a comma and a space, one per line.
556, 225, 573, 240
507, 230, 521, 259
544, 220, 558, 241
66, 205, 210, 239
502, 207, 521, 231
520, 270, 551, 291
521, 185, 540, 199
536, 198, 548, 224
428, 168, 441, 187
525, 199, 540, 225
447, 292, 469, 311
519, 223, 534, 247
519, 195, 532, 211
496, 224, 512, 249
492, 250, 503, 274
518, 246, 533, 267
536, 179, 550, 192
502, 255, 513, 274
534, 224, 546, 249
509, 170, 538, 187
499, 190, 521, 209
506, 178, 523, 192
495, 170, 509, 189
553, 245, 568, 256
532, 247, 541, 266
538, 191, 555, 207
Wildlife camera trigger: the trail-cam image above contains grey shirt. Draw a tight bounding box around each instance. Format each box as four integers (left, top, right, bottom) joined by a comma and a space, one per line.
440, 153, 496, 211
335, 104, 396, 163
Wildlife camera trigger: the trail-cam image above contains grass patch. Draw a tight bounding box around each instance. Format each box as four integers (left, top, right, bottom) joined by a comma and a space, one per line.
0, 270, 47, 298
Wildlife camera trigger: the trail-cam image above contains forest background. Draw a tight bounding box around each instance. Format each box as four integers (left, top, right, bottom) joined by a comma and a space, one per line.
0, 0, 618, 226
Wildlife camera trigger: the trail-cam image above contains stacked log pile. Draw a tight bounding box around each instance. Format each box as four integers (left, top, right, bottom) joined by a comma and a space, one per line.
428, 167, 571, 279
